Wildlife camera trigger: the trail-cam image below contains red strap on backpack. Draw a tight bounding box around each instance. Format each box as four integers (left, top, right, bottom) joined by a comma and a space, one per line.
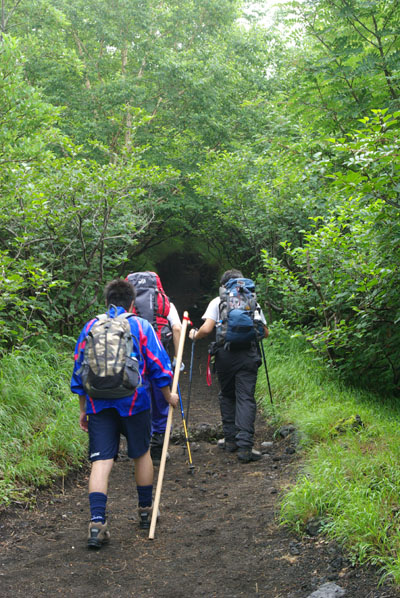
151, 271, 170, 318
206, 353, 212, 386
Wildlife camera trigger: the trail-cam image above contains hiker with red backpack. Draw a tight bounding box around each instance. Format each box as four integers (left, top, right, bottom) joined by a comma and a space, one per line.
189, 269, 269, 463
125, 271, 183, 464
71, 279, 179, 549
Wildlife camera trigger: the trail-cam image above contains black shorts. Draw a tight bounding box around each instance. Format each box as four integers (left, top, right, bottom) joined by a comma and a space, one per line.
87, 408, 151, 462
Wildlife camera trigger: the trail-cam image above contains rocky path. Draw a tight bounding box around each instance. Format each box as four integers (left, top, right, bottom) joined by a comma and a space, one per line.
0, 338, 398, 598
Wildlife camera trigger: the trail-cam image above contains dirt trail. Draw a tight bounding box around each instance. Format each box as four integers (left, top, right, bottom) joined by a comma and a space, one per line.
0, 335, 398, 598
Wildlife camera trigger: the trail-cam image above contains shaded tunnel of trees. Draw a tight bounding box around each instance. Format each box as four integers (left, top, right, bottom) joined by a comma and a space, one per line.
2, 0, 400, 392
156, 253, 219, 325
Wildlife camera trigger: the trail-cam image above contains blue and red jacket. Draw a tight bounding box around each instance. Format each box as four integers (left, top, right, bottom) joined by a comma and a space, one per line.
71, 306, 173, 417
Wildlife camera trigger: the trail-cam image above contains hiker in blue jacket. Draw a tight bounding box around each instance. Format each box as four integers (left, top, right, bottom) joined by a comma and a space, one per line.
71, 278, 179, 549
189, 269, 268, 464
125, 271, 184, 464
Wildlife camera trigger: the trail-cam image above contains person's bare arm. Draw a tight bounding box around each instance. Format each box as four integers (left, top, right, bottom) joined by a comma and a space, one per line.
160, 386, 179, 408
172, 323, 181, 358
79, 395, 88, 432
189, 318, 216, 341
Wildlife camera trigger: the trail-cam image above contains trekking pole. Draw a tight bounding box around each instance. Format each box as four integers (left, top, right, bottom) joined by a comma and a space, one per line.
259, 340, 273, 405
177, 384, 195, 474
185, 339, 195, 427
149, 311, 190, 540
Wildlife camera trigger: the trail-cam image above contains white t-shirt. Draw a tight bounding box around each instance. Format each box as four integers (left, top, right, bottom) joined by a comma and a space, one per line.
202, 297, 267, 325
167, 302, 181, 328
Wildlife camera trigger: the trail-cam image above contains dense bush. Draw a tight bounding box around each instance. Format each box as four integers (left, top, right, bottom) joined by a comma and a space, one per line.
261, 112, 400, 391
0, 342, 86, 507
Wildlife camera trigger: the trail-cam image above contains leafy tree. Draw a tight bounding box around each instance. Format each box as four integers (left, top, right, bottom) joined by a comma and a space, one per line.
275, 0, 400, 134
5, 0, 275, 262
0, 35, 63, 348
261, 111, 400, 391
0, 35, 181, 347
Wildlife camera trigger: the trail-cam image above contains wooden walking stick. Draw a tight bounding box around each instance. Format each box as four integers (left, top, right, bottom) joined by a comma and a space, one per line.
149, 310, 190, 540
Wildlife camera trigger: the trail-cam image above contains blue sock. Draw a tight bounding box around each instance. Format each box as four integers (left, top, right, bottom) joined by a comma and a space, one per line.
137, 485, 153, 508
89, 492, 107, 523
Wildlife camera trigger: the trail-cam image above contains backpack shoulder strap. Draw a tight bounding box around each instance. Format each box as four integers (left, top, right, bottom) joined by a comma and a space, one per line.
124, 314, 143, 360
94, 313, 107, 321
115, 311, 135, 321
219, 285, 228, 300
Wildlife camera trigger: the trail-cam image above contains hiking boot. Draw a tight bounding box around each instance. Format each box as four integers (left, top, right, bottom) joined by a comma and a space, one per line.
138, 505, 161, 529
237, 449, 262, 463
138, 505, 153, 529
87, 520, 110, 549
217, 438, 238, 453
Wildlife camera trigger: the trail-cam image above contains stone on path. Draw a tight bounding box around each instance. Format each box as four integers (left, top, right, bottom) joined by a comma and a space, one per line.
307, 582, 346, 598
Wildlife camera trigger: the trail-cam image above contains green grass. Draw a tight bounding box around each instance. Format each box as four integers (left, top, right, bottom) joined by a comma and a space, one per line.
0, 339, 87, 508
257, 325, 400, 585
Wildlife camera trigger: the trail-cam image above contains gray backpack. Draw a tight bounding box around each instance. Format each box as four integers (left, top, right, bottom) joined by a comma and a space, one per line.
78, 307, 141, 399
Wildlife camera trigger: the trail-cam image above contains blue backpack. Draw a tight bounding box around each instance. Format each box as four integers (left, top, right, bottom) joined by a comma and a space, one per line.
216, 278, 264, 349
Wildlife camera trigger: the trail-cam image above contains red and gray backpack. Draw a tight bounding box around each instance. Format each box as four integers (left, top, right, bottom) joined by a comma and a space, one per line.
125, 271, 172, 348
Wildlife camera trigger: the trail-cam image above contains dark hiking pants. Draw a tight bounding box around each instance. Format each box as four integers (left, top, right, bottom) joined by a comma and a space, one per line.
215, 345, 261, 449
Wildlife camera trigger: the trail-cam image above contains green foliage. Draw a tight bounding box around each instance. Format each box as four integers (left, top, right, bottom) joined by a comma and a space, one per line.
0, 1, 281, 349
0, 341, 86, 506
4, 1, 400, 581
0, 35, 182, 343
260, 111, 400, 391
3, 0, 400, 398
0, 36, 60, 170
259, 330, 400, 582
194, 135, 325, 271
276, 0, 400, 134
0, 35, 65, 347
1, 145, 182, 338
0, 252, 63, 350
12, 0, 267, 164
